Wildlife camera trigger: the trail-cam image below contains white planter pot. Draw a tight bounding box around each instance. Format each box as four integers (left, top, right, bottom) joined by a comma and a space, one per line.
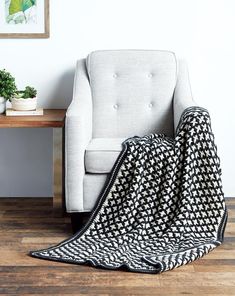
11, 97, 37, 111
0, 97, 6, 114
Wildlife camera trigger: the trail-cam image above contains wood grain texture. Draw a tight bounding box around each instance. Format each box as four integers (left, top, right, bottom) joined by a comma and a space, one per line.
0, 0, 50, 39
53, 127, 65, 215
0, 109, 66, 128
0, 197, 234, 295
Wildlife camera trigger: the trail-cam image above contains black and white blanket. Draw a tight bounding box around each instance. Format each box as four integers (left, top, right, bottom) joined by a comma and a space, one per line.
31, 107, 227, 273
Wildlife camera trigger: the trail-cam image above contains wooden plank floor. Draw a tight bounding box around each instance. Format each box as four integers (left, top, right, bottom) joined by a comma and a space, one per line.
0, 198, 235, 295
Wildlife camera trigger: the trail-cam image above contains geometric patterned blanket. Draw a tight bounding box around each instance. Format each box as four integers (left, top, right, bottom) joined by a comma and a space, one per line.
30, 107, 227, 273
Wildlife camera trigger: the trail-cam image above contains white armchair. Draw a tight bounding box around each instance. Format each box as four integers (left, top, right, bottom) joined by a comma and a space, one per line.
65, 50, 196, 229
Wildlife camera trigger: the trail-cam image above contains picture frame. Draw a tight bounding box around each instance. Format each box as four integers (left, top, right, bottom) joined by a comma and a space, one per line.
0, 0, 49, 39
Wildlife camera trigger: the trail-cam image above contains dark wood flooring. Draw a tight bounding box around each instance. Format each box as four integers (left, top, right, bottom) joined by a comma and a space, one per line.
0, 197, 235, 295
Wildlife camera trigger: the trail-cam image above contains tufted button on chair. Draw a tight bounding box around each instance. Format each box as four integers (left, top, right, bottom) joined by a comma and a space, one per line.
65, 50, 196, 230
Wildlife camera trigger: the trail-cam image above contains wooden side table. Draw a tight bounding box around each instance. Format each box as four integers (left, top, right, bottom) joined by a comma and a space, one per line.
0, 109, 66, 215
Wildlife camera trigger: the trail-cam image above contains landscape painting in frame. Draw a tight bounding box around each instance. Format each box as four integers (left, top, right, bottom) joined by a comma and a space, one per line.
0, 0, 49, 38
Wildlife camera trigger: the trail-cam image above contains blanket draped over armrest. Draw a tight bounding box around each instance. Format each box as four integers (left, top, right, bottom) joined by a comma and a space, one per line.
31, 106, 227, 273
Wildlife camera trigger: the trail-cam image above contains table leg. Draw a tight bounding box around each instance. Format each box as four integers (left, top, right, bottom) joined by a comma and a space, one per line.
53, 127, 65, 215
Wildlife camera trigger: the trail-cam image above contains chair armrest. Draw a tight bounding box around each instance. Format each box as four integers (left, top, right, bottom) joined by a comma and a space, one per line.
173, 59, 197, 134
65, 59, 92, 212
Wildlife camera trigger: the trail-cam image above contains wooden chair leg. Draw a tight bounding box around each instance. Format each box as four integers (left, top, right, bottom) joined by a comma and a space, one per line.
70, 212, 90, 234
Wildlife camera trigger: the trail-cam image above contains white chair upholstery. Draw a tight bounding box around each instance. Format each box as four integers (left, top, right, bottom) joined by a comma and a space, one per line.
65, 50, 196, 213
85, 138, 125, 173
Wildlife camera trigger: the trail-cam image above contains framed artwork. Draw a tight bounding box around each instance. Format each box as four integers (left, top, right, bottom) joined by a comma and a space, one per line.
0, 0, 49, 38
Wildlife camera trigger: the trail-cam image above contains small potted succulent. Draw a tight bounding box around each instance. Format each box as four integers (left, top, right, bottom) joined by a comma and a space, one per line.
11, 86, 37, 111
0, 69, 17, 114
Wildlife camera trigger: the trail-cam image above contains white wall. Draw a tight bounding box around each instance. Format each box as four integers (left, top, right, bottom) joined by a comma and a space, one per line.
0, 0, 234, 197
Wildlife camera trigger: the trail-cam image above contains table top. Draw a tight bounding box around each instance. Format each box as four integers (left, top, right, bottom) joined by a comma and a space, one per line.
0, 109, 66, 128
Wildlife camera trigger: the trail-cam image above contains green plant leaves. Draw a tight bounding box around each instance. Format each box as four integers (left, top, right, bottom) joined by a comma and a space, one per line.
0, 69, 17, 100
9, 0, 22, 15
9, 0, 35, 15
22, 0, 35, 12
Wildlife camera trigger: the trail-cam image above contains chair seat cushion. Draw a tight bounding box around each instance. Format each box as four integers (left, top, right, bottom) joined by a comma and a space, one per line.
85, 138, 126, 173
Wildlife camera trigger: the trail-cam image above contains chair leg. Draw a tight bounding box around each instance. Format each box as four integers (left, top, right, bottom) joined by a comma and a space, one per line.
70, 212, 90, 234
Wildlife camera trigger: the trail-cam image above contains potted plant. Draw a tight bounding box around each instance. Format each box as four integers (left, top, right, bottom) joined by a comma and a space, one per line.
0, 69, 17, 114
11, 86, 37, 111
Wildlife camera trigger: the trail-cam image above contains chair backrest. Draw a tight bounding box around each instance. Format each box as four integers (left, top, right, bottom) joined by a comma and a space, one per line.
86, 50, 177, 138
